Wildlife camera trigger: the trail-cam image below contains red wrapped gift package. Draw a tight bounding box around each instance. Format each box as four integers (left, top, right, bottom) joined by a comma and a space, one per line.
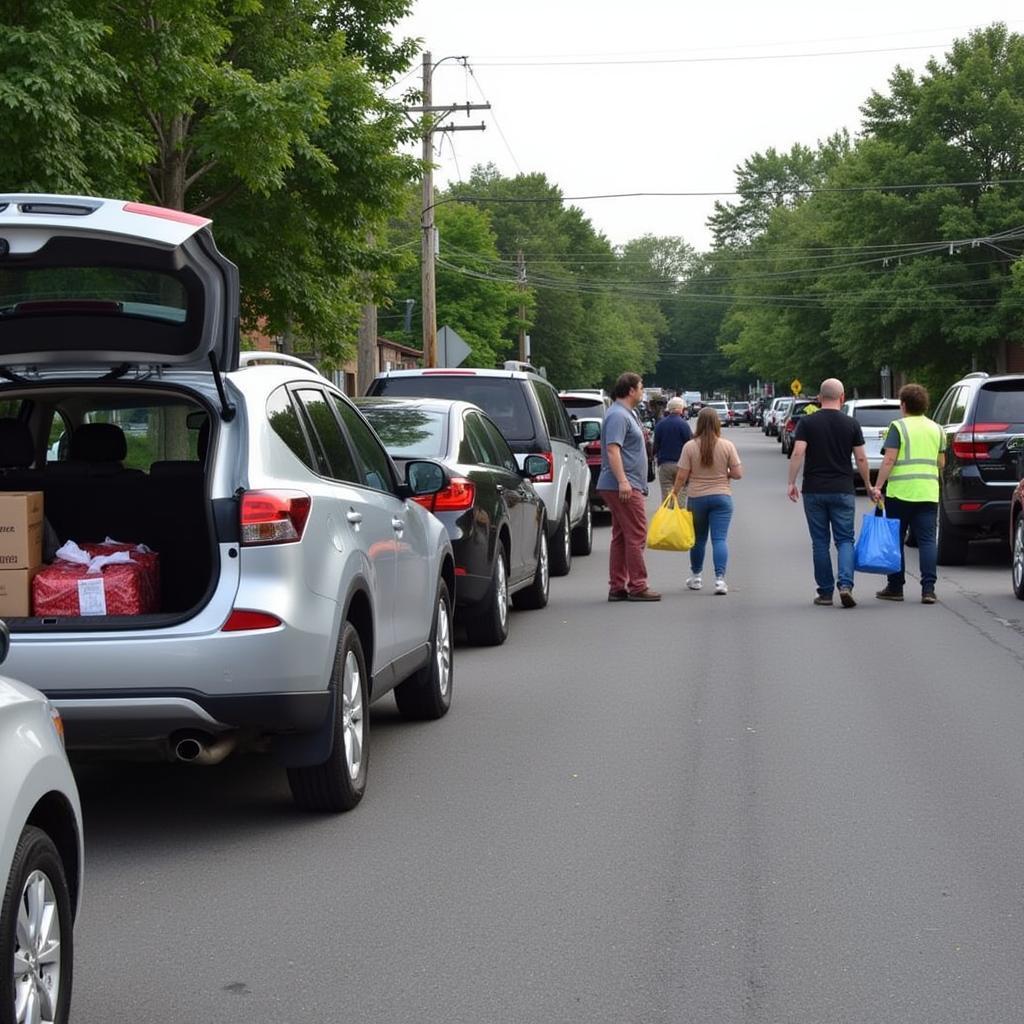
82, 540, 160, 608
32, 540, 160, 617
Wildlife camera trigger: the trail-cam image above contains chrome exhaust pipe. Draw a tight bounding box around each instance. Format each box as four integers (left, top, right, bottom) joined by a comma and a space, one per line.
172, 732, 238, 766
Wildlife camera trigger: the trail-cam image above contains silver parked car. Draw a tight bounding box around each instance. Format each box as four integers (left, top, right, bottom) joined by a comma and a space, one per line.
841, 398, 902, 485
0, 621, 83, 1024
0, 193, 454, 813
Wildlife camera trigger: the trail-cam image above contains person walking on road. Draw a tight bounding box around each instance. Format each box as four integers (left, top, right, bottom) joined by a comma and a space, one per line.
869, 384, 946, 604
787, 378, 873, 607
597, 372, 660, 602
653, 397, 693, 501
671, 406, 742, 595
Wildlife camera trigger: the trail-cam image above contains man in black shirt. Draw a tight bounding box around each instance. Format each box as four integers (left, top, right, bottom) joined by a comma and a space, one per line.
787, 378, 872, 607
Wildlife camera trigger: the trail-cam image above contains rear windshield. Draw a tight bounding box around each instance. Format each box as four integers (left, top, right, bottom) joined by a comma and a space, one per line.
0, 267, 188, 324
360, 407, 447, 458
852, 406, 901, 427
975, 383, 1024, 424
560, 396, 606, 420
371, 376, 535, 441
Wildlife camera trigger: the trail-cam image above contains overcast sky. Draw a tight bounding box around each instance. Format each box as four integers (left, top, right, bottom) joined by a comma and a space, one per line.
393, 1, 1021, 252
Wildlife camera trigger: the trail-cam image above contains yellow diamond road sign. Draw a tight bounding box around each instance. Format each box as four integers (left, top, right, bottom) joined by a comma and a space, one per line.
790, 378, 802, 396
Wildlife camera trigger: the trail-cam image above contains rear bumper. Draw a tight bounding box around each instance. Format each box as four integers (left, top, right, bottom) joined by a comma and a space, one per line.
944, 498, 1011, 533
51, 690, 330, 746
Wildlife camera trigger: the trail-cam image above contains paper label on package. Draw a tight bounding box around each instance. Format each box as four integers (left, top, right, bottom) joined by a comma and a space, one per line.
77, 577, 107, 616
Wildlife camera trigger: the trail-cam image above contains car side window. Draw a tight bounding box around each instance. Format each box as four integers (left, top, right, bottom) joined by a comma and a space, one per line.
266, 387, 318, 473
463, 412, 499, 466
531, 381, 571, 443
948, 386, 969, 425
295, 388, 360, 483
331, 394, 396, 493
478, 415, 520, 473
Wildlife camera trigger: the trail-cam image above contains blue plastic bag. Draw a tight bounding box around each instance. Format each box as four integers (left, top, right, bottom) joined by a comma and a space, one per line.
854, 505, 901, 575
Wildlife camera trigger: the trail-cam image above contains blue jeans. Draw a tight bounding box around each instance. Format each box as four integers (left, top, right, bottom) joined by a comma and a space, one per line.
688, 494, 733, 578
882, 496, 938, 593
802, 491, 855, 595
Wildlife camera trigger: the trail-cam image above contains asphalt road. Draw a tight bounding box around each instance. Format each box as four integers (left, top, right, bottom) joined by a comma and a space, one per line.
70, 427, 1024, 1023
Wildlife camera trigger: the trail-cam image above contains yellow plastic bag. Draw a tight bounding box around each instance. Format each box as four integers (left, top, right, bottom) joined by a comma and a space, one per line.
646, 494, 695, 551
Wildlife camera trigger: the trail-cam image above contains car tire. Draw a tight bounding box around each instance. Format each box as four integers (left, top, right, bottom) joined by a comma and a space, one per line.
0, 825, 74, 1024
548, 505, 572, 577
936, 501, 969, 566
287, 622, 369, 812
512, 527, 549, 610
395, 580, 453, 720
570, 497, 593, 556
466, 547, 510, 647
1013, 516, 1024, 600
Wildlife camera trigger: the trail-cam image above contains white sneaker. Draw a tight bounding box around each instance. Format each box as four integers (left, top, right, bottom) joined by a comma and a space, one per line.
714, 578, 728, 595
686, 575, 702, 590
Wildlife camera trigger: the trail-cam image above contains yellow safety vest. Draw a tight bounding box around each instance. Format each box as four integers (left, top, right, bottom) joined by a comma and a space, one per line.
886, 415, 944, 503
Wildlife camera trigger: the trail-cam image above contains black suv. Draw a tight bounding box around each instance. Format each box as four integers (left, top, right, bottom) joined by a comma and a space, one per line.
932, 372, 1024, 564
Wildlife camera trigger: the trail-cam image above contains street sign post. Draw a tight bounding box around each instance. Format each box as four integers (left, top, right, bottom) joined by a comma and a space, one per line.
438, 325, 472, 368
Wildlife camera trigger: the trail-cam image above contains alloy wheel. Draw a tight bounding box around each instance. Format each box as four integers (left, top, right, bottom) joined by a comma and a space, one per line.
435, 595, 452, 699
341, 649, 365, 781
496, 554, 508, 632
1015, 519, 1024, 595
14, 870, 62, 1024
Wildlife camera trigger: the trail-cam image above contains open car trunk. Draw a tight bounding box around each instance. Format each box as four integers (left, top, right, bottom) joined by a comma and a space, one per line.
0, 382, 218, 628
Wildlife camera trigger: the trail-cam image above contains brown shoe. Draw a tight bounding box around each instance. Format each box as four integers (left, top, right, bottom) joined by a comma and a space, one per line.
838, 587, 857, 608
813, 594, 833, 606
921, 592, 937, 605
608, 589, 628, 602
875, 588, 904, 602
627, 589, 661, 602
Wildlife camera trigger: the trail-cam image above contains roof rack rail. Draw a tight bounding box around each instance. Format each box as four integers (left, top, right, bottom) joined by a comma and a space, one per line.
962, 371, 989, 379
239, 352, 324, 376
503, 359, 539, 375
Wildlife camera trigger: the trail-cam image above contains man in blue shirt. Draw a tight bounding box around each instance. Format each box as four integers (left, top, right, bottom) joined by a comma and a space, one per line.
597, 372, 659, 602
653, 397, 693, 500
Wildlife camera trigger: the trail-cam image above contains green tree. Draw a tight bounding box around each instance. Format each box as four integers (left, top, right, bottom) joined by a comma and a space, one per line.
0, 0, 421, 364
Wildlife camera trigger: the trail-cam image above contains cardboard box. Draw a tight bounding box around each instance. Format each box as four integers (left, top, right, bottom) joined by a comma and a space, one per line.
0, 492, 43, 569
0, 566, 42, 617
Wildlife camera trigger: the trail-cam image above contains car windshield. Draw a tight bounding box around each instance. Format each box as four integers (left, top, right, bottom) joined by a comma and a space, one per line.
853, 406, 901, 427
371, 376, 535, 441
360, 407, 447, 458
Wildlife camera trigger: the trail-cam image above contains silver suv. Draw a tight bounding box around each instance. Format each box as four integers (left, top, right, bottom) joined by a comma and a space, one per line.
367, 363, 593, 576
0, 194, 455, 812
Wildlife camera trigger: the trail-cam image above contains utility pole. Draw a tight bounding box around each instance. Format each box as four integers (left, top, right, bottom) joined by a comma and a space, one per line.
405, 52, 489, 367
517, 249, 527, 361
356, 301, 377, 395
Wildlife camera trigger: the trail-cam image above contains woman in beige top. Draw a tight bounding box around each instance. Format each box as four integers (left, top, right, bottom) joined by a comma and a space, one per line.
670, 406, 743, 594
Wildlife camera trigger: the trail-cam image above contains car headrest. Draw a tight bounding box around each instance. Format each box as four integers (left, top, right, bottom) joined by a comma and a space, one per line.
69, 423, 128, 463
0, 419, 34, 468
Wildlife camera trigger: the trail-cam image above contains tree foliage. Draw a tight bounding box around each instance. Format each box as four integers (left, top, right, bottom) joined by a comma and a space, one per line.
0, 0, 420, 364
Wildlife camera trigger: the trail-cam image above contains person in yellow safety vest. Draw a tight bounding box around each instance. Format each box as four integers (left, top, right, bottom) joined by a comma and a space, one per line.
869, 383, 946, 604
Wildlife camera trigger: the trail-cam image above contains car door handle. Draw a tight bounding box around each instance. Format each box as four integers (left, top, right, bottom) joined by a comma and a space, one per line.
391, 517, 405, 533
346, 510, 363, 524
496, 484, 505, 493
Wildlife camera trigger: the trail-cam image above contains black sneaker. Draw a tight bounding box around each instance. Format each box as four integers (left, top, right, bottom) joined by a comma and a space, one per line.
608, 589, 628, 602
921, 591, 937, 605
813, 594, 834, 606
838, 587, 856, 608
875, 588, 904, 602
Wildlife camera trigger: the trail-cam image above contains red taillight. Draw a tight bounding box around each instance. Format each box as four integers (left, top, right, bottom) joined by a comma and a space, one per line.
959, 502, 983, 512
221, 610, 283, 631
584, 442, 601, 456
531, 451, 555, 483
413, 477, 476, 512
240, 490, 311, 545
784, 419, 795, 433
954, 423, 1010, 460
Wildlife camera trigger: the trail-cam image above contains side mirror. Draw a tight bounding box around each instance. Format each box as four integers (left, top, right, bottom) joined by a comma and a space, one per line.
0, 619, 9, 665
572, 421, 582, 440
522, 455, 551, 479
404, 460, 445, 496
